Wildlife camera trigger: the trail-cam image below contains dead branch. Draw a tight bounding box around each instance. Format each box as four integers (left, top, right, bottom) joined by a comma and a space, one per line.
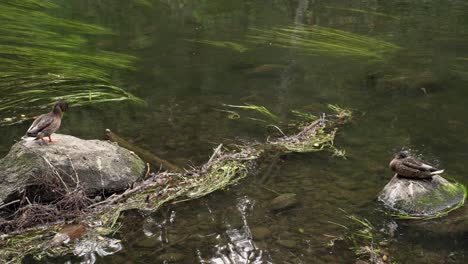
0, 200, 20, 210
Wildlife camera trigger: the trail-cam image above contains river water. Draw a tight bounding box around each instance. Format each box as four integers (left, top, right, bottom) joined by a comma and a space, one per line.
2, 0, 468, 263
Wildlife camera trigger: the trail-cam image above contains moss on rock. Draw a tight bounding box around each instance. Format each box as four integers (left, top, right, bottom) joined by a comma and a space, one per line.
378, 174, 466, 220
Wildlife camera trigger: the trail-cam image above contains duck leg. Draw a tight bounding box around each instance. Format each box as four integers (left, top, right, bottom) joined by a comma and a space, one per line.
48, 136, 58, 143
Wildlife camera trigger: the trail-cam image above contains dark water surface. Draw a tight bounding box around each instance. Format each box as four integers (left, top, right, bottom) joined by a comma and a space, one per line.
3, 0, 468, 263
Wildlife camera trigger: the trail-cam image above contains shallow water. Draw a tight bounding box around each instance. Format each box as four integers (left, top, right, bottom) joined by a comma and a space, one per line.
3, 0, 468, 263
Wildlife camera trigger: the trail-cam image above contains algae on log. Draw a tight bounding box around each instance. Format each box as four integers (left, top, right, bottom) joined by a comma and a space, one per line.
0, 134, 145, 204
378, 174, 466, 219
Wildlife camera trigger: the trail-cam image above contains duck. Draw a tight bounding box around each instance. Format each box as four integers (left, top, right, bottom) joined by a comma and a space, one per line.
26, 100, 68, 143
389, 151, 444, 179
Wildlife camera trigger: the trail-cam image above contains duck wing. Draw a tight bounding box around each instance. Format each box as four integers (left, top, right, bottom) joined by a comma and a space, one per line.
26, 113, 54, 136
402, 157, 438, 171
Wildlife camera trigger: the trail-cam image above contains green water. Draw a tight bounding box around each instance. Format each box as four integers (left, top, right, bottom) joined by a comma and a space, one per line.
3, 0, 468, 263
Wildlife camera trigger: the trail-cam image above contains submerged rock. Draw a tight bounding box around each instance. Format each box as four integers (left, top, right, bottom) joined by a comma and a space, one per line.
158, 252, 186, 262
378, 174, 466, 218
251, 226, 272, 240
270, 193, 299, 211
0, 134, 145, 204
276, 239, 297, 249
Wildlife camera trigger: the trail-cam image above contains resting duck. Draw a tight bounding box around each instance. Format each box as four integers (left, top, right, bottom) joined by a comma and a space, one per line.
26, 100, 68, 143
389, 151, 444, 179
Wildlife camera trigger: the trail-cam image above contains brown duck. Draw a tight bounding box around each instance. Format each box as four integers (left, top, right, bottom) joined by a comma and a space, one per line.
26, 100, 68, 143
389, 151, 444, 179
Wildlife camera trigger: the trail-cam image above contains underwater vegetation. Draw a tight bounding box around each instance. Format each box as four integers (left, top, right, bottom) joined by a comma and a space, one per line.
185, 39, 248, 53
324, 6, 400, 20
189, 25, 400, 61
247, 25, 400, 60
451, 57, 468, 81
327, 209, 392, 264
0, 0, 143, 125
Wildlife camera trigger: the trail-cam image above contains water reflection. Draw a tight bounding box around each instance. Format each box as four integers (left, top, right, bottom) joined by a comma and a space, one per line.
73, 237, 123, 264
209, 196, 267, 264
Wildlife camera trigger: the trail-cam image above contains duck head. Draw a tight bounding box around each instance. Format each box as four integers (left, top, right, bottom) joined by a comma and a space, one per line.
395, 150, 410, 159
52, 100, 69, 116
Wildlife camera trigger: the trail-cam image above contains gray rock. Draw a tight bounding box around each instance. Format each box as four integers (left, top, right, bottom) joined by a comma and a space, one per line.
0, 134, 145, 204
270, 193, 299, 211
378, 174, 466, 217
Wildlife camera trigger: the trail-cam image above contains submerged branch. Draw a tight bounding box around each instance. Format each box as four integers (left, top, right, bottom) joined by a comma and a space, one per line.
104, 129, 183, 173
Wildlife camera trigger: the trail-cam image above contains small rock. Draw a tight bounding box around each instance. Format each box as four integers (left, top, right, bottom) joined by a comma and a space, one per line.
158, 252, 186, 262
276, 239, 297, 249
251, 227, 272, 240
135, 237, 160, 248
270, 193, 299, 211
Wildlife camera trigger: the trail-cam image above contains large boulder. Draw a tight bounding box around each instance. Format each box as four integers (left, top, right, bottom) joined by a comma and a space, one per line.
0, 134, 145, 204
378, 174, 466, 218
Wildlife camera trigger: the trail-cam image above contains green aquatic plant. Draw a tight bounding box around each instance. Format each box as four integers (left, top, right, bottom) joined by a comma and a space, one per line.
328, 104, 353, 122
270, 109, 350, 156
324, 6, 400, 20
328, 209, 390, 263
0, 0, 143, 124
291, 110, 318, 122
185, 39, 248, 52
247, 25, 400, 61
222, 103, 279, 121
451, 58, 468, 80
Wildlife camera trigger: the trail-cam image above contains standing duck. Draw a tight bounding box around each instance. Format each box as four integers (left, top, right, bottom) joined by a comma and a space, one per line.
26, 100, 68, 143
389, 151, 444, 179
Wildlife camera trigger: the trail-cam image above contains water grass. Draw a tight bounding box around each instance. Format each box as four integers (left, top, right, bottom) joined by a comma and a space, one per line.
328, 209, 390, 263
0, 0, 143, 124
269, 116, 346, 156
291, 110, 318, 122
324, 6, 400, 20
220, 104, 350, 156
247, 25, 400, 61
222, 103, 279, 121
328, 104, 353, 122
451, 58, 468, 80
185, 39, 248, 53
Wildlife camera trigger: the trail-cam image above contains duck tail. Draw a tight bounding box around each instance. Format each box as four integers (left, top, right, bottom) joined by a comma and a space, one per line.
430, 169, 444, 175
34, 132, 44, 141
